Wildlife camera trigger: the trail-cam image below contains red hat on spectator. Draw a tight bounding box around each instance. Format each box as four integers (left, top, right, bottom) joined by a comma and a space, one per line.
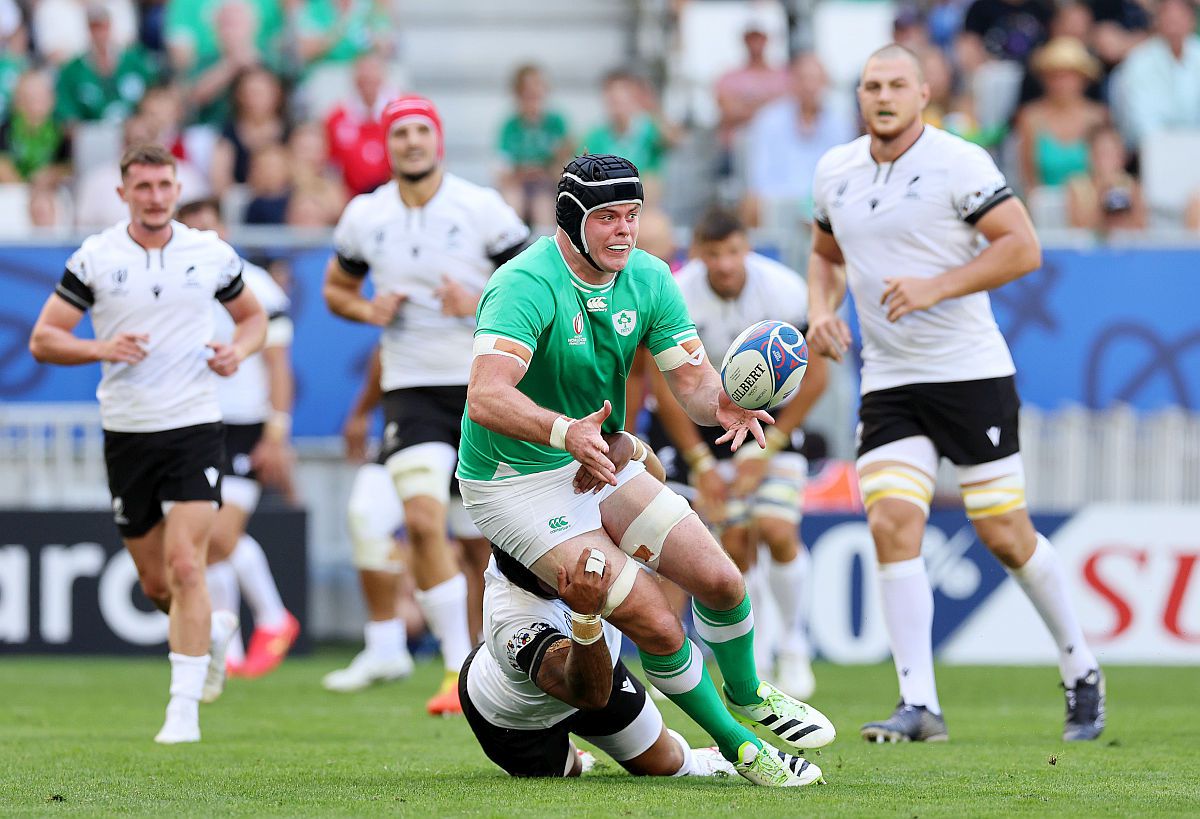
380, 95, 444, 159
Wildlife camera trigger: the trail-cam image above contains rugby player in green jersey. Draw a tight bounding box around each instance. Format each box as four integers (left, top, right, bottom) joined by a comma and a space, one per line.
457, 154, 834, 787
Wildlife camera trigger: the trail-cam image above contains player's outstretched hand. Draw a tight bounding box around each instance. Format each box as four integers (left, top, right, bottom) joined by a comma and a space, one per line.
557, 548, 608, 616
367, 291, 407, 326
206, 342, 242, 376
565, 401, 617, 488
434, 275, 478, 319
714, 391, 773, 453
807, 312, 852, 361
881, 276, 944, 322
98, 332, 149, 365
574, 431, 632, 494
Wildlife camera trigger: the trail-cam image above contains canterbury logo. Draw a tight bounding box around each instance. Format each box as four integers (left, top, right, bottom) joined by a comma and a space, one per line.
586, 296, 608, 312
548, 517, 569, 531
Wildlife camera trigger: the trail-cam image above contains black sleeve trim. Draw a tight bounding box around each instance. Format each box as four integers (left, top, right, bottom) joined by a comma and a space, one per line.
517, 628, 567, 679
55, 269, 93, 310
487, 239, 529, 269
814, 217, 833, 234
215, 271, 245, 303
963, 188, 1014, 225
267, 310, 289, 322
337, 253, 370, 278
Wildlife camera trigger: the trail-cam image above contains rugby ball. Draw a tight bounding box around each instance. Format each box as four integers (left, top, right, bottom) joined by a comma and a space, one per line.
720, 320, 808, 410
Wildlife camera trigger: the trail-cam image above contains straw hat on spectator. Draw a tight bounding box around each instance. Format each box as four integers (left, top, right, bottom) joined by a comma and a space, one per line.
1031, 37, 1101, 80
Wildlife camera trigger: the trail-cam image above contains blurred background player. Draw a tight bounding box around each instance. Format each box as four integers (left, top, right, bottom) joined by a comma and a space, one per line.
322, 94, 529, 714
808, 44, 1104, 743
652, 207, 828, 699
323, 346, 491, 699
179, 198, 301, 685
28, 144, 266, 743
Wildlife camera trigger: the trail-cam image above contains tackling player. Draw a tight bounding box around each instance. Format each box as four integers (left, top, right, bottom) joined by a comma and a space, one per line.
29, 144, 266, 743
808, 44, 1104, 743
323, 95, 529, 714
179, 199, 301, 688
653, 207, 828, 699
458, 153, 834, 787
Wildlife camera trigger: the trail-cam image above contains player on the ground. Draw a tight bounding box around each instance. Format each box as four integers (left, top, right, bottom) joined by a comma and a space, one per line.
457, 153, 834, 787
323, 95, 530, 714
807, 44, 1104, 743
461, 463, 742, 779
28, 144, 266, 743
178, 198, 301, 689
322, 346, 490, 696
653, 207, 828, 699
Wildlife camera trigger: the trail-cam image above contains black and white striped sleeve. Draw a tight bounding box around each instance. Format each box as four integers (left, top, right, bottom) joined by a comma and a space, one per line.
953, 143, 1013, 225
55, 268, 94, 311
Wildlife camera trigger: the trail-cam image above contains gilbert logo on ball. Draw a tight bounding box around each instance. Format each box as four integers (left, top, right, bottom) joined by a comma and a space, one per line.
720, 320, 809, 410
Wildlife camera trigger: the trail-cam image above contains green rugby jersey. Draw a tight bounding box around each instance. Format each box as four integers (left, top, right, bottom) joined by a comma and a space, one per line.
458, 236, 697, 481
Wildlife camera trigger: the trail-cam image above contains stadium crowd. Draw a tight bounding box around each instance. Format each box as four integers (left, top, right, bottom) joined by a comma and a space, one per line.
0, 0, 1198, 240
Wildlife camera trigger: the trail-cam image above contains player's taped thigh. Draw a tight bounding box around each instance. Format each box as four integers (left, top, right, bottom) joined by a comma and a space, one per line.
384, 440, 457, 503
957, 453, 1027, 520
220, 474, 261, 514
750, 452, 807, 524
857, 435, 938, 517
618, 486, 694, 570
601, 556, 640, 618
348, 463, 405, 571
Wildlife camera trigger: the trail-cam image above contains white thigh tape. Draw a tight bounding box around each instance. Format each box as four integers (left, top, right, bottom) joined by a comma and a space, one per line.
618, 488, 692, 569
385, 441, 456, 502
221, 474, 261, 513
601, 557, 640, 618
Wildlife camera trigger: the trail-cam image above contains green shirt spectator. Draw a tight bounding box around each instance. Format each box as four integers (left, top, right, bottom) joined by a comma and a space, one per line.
56, 44, 158, 123
0, 52, 26, 122
296, 0, 390, 68
0, 70, 69, 182
165, 0, 281, 70
580, 114, 667, 176
498, 110, 568, 168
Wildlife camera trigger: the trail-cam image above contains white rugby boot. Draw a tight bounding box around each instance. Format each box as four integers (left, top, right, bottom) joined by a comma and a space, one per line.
734, 740, 823, 787
322, 648, 413, 693
201, 610, 240, 704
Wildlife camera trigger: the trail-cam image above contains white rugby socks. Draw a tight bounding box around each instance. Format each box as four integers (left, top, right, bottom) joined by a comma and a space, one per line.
766, 550, 812, 659
364, 617, 407, 660
878, 556, 941, 714
229, 534, 288, 630
166, 652, 208, 723
206, 562, 244, 664
1010, 533, 1098, 685
414, 574, 471, 672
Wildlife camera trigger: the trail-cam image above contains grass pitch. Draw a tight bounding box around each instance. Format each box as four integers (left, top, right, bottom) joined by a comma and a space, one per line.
1, 651, 1197, 817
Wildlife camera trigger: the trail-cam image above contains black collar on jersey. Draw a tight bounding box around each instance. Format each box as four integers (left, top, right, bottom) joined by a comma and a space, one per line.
491, 546, 558, 600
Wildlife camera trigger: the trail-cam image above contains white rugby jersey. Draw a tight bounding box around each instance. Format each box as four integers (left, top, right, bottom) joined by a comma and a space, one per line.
675, 251, 810, 367
333, 174, 529, 391
812, 125, 1017, 394
213, 262, 291, 425
466, 558, 622, 730
56, 220, 244, 433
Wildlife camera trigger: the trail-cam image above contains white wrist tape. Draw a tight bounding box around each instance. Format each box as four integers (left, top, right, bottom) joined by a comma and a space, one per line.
569, 611, 604, 645
550, 416, 574, 450
621, 431, 648, 463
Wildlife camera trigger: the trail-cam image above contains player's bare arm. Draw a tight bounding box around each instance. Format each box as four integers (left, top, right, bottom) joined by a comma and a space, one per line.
322, 258, 408, 327
573, 430, 664, 494
531, 550, 613, 711
881, 198, 1042, 322
659, 343, 773, 452
342, 346, 383, 461
806, 227, 852, 361
467, 352, 617, 486
30, 294, 149, 365
250, 342, 296, 491
208, 286, 267, 376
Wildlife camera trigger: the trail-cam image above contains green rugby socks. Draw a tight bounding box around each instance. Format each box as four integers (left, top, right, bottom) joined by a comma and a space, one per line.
693, 594, 762, 707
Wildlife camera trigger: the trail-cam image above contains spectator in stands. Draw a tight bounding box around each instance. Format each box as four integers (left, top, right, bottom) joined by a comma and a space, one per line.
32, 0, 138, 66
1015, 1, 1106, 106
958, 0, 1053, 71
55, 5, 159, 126
243, 143, 292, 224
293, 0, 395, 119
0, 69, 70, 184
167, 0, 280, 127
1089, 0, 1151, 73
495, 63, 571, 229
713, 17, 789, 177
1186, 191, 1200, 232
325, 52, 394, 195
73, 110, 208, 227
0, 0, 29, 124
1111, 0, 1200, 150
1014, 37, 1108, 193
1066, 123, 1146, 234
739, 53, 855, 229
893, 6, 932, 52
210, 66, 289, 195
288, 121, 345, 222
579, 70, 679, 197
285, 185, 336, 227
28, 177, 71, 233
